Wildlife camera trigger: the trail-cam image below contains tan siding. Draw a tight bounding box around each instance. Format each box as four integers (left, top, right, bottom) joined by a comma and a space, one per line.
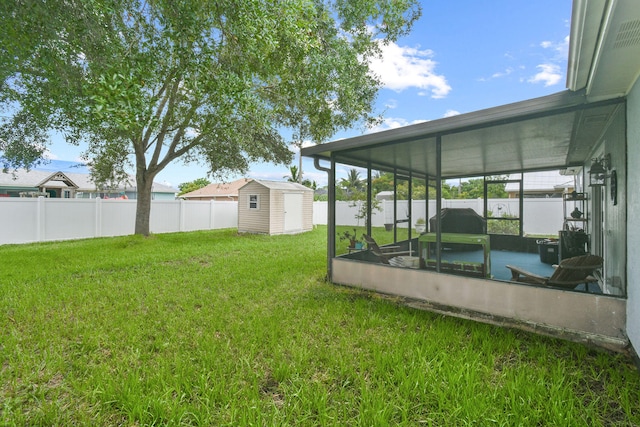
238, 182, 270, 234
302, 191, 314, 231
238, 180, 313, 235
270, 190, 284, 234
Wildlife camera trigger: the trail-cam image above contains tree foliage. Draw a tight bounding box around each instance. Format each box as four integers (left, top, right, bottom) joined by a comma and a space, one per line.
177, 178, 211, 196
285, 164, 316, 189
458, 178, 508, 199
0, 0, 420, 235
339, 168, 364, 199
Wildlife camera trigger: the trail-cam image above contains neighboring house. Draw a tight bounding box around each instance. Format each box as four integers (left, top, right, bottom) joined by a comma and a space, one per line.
0, 168, 177, 200
302, 0, 640, 360
375, 191, 395, 201
505, 170, 575, 198
180, 178, 252, 201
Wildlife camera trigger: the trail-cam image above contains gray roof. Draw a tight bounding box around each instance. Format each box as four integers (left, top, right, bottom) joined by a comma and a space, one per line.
0, 169, 177, 193
302, 90, 623, 179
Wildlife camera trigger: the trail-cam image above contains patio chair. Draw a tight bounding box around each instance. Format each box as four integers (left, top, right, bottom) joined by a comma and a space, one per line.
506, 254, 603, 291
363, 234, 414, 265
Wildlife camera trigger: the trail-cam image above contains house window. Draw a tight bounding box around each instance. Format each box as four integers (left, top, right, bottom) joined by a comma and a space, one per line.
63, 190, 71, 198
249, 194, 260, 210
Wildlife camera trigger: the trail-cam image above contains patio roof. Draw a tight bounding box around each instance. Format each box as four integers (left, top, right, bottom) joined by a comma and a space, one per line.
302, 90, 624, 179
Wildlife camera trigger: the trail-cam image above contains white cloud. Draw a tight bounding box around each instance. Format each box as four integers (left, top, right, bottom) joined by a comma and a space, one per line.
185, 127, 200, 138
443, 110, 460, 118
482, 35, 568, 85
540, 36, 569, 58
366, 117, 428, 134
248, 169, 289, 181
491, 67, 513, 79
369, 42, 451, 99
528, 63, 563, 86
288, 139, 315, 154
526, 36, 567, 87
385, 98, 398, 109
43, 150, 59, 160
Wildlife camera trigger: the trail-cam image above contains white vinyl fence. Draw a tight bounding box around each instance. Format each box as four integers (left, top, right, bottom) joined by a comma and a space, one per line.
315, 198, 564, 236
1, 197, 564, 245
0, 198, 237, 245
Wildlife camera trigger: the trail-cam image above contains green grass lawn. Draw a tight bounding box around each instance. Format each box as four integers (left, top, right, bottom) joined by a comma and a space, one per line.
1, 227, 638, 426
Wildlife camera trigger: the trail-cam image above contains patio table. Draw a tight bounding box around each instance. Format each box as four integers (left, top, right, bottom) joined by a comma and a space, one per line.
418, 233, 491, 278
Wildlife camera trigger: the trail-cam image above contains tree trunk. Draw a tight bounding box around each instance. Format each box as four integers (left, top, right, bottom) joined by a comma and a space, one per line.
134, 170, 155, 236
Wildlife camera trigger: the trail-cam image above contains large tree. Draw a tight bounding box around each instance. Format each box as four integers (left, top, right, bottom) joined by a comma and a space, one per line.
0, 0, 420, 235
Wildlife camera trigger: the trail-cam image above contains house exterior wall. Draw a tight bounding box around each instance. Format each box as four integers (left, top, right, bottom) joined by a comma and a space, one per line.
332, 258, 627, 350
627, 76, 640, 357
601, 106, 627, 297
237, 181, 271, 234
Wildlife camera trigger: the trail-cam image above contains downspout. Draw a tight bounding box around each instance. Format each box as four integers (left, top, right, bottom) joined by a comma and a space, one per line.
483, 177, 488, 231
436, 136, 442, 272
367, 164, 372, 238
393, 170, 398, 243
408, 172, 413, 243
314, 157, 335, 280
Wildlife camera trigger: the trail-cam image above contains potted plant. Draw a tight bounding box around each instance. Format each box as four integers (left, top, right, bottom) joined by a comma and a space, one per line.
415, 217, 426, 234
338, 228, 364, 249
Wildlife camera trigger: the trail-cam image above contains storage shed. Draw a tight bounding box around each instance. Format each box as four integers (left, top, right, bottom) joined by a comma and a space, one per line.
238, 180, 313, 235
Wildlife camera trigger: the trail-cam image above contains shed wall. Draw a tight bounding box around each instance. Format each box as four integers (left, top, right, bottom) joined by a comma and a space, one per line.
238, 181, 313, 235
269, 189, 285, 235
302, 190, 314, 231
269, 190, 314, 235
238, 182, 271, 234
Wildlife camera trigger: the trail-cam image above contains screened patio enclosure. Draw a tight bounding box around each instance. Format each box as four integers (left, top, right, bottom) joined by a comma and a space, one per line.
302, 90, 628, 350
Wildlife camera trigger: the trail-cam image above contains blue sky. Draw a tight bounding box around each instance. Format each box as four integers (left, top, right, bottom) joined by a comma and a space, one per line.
42, 0, 572, 189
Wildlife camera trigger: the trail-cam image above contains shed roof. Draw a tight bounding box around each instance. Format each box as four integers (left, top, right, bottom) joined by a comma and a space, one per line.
242, 179, 313, 192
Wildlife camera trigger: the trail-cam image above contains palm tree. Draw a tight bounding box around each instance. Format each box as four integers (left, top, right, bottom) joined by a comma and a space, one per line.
284, 165, 301, 183
340, 168, 363, 196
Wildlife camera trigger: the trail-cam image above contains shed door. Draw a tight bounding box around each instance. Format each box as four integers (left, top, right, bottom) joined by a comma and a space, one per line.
284, 193, 303, 232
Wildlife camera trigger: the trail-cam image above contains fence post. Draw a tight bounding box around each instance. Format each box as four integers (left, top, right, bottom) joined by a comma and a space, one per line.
210, 201, 216, 230
95, 197, 102, 237
36, 196, 45, 242
179, 199, 186, 232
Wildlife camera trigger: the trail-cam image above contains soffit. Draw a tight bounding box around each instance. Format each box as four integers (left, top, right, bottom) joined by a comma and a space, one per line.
568, 0, 640, 100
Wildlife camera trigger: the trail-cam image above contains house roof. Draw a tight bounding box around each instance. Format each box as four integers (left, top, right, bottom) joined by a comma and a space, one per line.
180, 178, 252, 198
241, 179, 313, 192
567, 0, 640, 100
302, 90, 624, 179
505, 171, 575, 193
0, 168, 176, 193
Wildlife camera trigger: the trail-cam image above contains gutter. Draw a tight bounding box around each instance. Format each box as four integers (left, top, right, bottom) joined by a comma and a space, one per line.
313, 157, 335, 280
